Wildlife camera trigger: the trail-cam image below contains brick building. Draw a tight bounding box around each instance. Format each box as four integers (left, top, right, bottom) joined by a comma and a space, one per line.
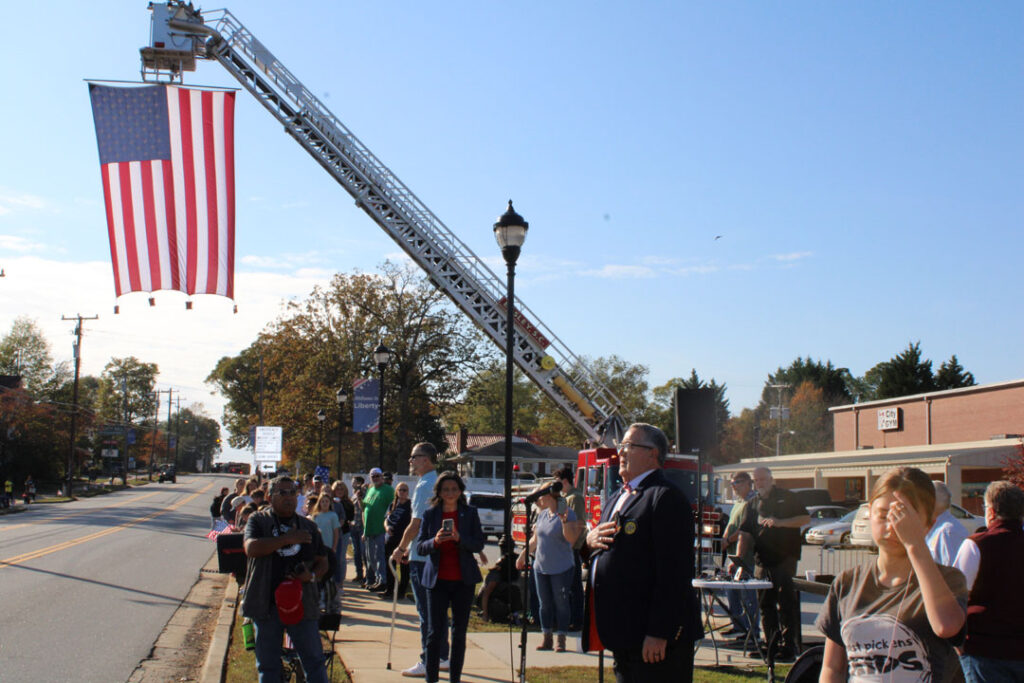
716, 379, 1023, 514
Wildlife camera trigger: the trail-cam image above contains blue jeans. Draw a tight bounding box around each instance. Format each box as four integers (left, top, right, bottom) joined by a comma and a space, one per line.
335, 532, 350, 587
410, 561, 448, 663
365, 533, 386, 585
253, 616, 327, 683
427, 579, 472, 683
350, 529, 365, 579
959, 653, 1024, 682
726, 587, 760, 638
535, 567, 574, 635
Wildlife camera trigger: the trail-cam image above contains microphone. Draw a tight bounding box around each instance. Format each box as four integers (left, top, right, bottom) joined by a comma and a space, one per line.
520, 481, 562, 505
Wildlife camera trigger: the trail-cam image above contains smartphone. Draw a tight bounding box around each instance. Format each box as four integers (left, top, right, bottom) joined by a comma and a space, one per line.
556, 498, 568, 516
442, 518, 454, 533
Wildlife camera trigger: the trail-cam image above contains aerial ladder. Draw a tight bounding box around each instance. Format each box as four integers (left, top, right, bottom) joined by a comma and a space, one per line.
140, 2, 629, 445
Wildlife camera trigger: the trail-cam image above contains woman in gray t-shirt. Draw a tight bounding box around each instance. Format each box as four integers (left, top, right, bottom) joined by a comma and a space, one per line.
516, 486, 582, 652
816, 467, 967, 683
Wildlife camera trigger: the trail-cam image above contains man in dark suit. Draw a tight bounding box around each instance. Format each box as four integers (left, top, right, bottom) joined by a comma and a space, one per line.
583, 423, 703, 682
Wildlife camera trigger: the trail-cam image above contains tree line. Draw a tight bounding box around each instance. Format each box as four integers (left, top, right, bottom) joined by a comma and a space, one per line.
207, 261, 980, 471
0, 317, 220, 486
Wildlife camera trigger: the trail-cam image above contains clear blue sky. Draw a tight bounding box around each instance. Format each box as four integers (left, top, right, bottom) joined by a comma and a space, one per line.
1, 2, 1021, 461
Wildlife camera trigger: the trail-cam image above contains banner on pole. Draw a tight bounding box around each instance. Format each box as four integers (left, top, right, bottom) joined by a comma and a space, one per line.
352, 378, 379, 433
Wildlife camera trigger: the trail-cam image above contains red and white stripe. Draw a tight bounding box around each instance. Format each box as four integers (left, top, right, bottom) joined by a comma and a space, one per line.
102, 86, 235, 299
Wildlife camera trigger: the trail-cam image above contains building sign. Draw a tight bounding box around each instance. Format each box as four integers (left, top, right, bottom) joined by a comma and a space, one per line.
497, 297, 551, 349
877, 407, 900, 431
352, 378, 380, 433
254, 426, 283, 463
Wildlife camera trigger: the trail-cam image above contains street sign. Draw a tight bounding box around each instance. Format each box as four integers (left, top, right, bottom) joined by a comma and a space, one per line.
126, 429, 136, 445
254, 426, 282, 462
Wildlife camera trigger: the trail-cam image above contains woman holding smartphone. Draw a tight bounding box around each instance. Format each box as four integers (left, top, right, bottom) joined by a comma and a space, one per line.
516, 483, 582, 652
415, 472, 484, 683
816, 467, 967, 683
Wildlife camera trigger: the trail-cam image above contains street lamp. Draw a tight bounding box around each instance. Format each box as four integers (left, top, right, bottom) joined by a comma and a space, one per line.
316, 408, 326, 467
493, 199, 528, 582
373, 342, 394, 470
335, 387, 348, 478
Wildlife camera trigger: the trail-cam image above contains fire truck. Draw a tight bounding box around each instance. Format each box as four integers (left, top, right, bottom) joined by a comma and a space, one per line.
512, 448, 723, 562
138, 4, 722, 556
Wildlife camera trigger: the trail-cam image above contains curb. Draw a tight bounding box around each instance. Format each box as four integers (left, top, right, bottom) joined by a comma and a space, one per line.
201, 573, 240, 683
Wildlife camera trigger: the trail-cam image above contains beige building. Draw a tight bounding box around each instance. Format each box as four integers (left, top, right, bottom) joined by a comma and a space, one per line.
716, 379, 1023, 514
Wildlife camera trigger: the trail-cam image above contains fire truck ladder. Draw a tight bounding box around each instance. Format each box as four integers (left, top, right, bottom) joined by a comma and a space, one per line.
142, 2, 629, 445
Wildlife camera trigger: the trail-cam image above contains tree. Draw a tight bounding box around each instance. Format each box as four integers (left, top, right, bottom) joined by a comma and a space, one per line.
1004, 442, 1024, 491
650, 369, 730, 454
763, 357, 852, 407
871, 342, 936, 400
173, 406, 222, 471
444, 361, 542, 436
0, 317, 69, 397
783, 381, 833, 454
97, 357, 159, 427
208, 262, 488, 474
719, 407, 760, 464
934, 355, 976, 390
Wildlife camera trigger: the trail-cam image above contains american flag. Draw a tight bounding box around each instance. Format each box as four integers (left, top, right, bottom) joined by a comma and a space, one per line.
89, 84, 236, 299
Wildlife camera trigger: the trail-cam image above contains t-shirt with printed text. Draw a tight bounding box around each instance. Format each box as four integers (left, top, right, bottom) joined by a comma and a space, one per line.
815, 562, 968, 683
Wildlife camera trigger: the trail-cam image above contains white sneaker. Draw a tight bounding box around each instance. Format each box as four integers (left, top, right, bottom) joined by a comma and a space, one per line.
439, 659, 450, 671
401, 661, 426, 677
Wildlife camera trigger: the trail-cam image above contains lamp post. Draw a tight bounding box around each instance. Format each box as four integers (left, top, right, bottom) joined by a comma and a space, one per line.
335, 387, 347, 478
373, 342, 394, 470
493, 199, 528, 575
316, 408, 326, 468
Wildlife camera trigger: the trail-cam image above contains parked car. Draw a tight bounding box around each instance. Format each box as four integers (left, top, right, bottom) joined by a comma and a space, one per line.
806, 508, 858, 547
466, 491, 504, 540
849, 503, 875, 548
801, 505, 851, 542
791, 487, 833, 508
158, 466, 177, 483
947, 503, 985, 534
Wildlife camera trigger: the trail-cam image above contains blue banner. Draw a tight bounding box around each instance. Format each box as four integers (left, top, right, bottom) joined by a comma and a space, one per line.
352, 378, 380, 433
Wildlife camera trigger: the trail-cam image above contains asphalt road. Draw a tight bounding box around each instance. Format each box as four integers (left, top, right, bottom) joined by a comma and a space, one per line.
0, 473, 234, 683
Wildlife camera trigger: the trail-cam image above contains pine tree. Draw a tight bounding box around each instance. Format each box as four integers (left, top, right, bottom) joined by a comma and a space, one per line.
934, 355, 976, 390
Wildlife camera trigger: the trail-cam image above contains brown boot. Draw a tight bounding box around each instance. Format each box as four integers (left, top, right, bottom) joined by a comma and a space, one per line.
536, 632, 553, 651
555, 635, 567, 652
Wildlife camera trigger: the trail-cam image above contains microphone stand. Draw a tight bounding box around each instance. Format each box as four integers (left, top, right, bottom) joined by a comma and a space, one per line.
517, 501, 535, 683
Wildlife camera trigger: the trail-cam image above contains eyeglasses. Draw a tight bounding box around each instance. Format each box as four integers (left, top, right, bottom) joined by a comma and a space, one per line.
618, 441, 655, 454
275, 489, 298, 496
409, 453, 428, 461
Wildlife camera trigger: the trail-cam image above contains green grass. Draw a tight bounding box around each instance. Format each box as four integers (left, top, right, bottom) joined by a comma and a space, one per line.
224, 611, 350, 683
526, 663, 792, 682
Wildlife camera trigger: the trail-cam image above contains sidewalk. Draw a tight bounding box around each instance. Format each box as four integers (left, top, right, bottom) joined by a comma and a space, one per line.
331, 585, 771, 682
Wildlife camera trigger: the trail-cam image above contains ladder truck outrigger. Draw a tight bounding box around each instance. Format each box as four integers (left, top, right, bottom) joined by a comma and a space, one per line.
140, 2, 720, 560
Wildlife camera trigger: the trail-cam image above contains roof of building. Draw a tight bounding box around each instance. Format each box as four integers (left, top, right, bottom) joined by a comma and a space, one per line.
829, 377, 1024, 413
714, 437, 1020, 478
443, 432, 531, 454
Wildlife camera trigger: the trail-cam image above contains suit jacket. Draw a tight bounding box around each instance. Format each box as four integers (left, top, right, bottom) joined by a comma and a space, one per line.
415, 502, 485, 589
582, 468, 703, 653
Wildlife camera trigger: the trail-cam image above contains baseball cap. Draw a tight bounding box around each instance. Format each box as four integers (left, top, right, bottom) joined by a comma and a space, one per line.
274, 578, 305, 625
231, 496, 247, 509
369, 467, 383, 477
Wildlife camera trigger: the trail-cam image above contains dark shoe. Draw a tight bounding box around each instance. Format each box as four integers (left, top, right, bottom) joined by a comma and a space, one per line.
369, 583, 388, 593
555, 635, 566, 652
351, 575, 364, 583
536, 633, 553, 651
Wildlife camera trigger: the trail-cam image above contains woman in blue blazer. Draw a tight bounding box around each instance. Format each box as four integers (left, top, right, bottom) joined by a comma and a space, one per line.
415, 471, 484, 683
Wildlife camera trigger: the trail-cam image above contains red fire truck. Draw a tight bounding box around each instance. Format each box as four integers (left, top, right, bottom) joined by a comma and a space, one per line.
513, 447, 723, 562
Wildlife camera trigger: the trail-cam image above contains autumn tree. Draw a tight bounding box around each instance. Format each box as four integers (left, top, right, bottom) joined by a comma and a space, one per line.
0, 316, 69, 398
444, 361, 542, 436
209, 262, 489, 474
764, 357, 852, 407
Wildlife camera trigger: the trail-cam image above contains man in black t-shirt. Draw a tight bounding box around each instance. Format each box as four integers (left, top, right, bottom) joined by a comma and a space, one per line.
738, 466, 809, 660
243, 476, 329, 683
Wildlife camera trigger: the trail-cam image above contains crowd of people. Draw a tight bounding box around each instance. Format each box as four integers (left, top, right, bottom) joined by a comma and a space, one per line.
209, 422, 1023, 683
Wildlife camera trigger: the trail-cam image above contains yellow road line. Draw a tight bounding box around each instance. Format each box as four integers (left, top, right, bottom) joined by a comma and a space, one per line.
0, 480, 217, 570
0, 490, 165, 532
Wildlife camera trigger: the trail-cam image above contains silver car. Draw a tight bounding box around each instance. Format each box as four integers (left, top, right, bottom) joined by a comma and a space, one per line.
466, 491, 505, 540
806, 509, 858, 547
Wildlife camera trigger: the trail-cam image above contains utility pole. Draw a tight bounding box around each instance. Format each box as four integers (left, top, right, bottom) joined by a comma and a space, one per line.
122, 374, 130, 486
769, 383, 790, 457
61, 314, 97, 497
174, 395, 181, 468
149, 391, 159, 481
